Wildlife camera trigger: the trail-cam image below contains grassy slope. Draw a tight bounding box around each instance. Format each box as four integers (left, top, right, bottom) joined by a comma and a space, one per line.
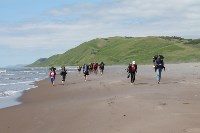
28, 36, 200, 67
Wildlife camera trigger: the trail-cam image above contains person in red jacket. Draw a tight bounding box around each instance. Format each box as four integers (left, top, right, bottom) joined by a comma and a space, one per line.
128, 61, 137, 85
49, 67, 56, 86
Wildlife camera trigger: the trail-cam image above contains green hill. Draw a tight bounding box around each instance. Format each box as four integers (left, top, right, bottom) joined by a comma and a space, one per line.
28, 36, 200, 67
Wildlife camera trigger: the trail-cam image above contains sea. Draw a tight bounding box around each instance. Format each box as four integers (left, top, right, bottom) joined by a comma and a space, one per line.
0, 66, 78, 109
0, 67, 49, 109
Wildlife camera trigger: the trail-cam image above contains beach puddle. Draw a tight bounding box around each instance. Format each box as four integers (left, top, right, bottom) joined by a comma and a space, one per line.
155, 106, 163, 110
183, 128, 200, 133
155, 102, 167, 110
182, 102, 190, 104
123, 95, 133, 99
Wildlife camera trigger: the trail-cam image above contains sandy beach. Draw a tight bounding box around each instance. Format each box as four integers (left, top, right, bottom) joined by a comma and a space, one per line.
0, 63, 200, 133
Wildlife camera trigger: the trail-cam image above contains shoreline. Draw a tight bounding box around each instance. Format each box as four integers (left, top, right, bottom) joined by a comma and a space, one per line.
0, 79, 44, 109
0, 67, 48, 109
0, 63, 200, 133
0, 92, 22, 109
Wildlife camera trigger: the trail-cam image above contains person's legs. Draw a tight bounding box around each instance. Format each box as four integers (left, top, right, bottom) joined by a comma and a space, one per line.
159, 69, 162, 82
133, 72, 135, 82
51, 77, 55, 86
130, 72, 133, 83
84, 71, 89, 81
156, 68, 162, 83
51, 78, 53, 84
62, 76, 66, 85
130, 72, 135, 84
84, 75, 86, 81
156, 69, 159, 83
94, 69, 97, 75
100, 69, 103, 75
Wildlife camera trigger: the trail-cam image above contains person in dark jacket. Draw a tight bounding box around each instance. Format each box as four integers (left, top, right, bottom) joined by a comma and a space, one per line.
126, 63, 131, 78
99, 62, 105, 76
77, 65, 82, 75
83, 64, 89, 81
60, 66, 67, 85
154, 55, 165, 84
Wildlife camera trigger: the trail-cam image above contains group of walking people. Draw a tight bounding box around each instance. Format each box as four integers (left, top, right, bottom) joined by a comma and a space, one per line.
49, 55, 165, 86
49, 66, 67, 86
126, 55, 165, 85
79, 62, 105, 81
49, 62, 105, 85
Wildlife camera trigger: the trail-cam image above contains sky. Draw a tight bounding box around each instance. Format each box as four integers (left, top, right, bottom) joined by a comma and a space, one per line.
0, 0, 200, 67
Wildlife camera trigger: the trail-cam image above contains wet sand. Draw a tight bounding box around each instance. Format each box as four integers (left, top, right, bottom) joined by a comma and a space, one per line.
0, 63, 200, 133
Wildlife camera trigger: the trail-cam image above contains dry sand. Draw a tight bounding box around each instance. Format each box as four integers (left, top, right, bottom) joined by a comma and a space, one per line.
0, 63, 200, 133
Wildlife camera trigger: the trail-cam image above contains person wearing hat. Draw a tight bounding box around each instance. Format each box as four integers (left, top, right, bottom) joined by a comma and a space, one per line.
128, 61, 137, 85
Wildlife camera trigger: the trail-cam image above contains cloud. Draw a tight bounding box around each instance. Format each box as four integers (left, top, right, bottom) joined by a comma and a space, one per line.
0, 0, 200, 51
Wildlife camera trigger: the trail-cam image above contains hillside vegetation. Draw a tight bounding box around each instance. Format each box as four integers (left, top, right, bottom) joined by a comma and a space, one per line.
28, 36, 200, 67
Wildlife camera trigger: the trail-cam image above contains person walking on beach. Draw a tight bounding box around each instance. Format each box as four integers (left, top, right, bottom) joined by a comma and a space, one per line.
60, 66, 67, 85
93, 62, 98, 75
128, 61, 137, 85
49, 67, 56, 86
77, 65, 82, 75
83, 64, 89, 81
89, 63, 94, 74
153, 55, 165, 84
126, 63, 131, 78
99, 62, 105, 76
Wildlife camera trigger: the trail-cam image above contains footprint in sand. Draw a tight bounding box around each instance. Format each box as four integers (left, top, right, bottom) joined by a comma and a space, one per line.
183, 102, 190, 104
155, 102, 167, 110
107, 96, 117, 106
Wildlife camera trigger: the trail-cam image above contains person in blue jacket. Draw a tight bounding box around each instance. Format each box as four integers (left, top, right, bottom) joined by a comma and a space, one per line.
83, 64, 89, 81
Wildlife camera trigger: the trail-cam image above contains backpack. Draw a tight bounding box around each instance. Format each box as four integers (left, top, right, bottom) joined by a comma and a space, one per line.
94, 63, 98, 69
131, 65, 135, 72
84, 65, 88, 72
100, 64, 104, 69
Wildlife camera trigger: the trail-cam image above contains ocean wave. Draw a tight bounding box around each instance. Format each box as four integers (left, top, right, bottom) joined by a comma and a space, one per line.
0, 90, 18, 97
38, 72, 46, 75
17, 81, 34, 84
4, 77, 20, 80
35, 78, 40, 81
4, 78, 11, 80
4, 76, 33, 80
4, 77, 21, 80
1, 79, 45, 86
0, 83, 9, 86
2, 74, 15, 76
0, 67, 48, 108
0, 70, 6, 73
21, 71, 45, 75
0, 82, 18, 86
0, 81, 35, 86
25, 85, 38, 91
